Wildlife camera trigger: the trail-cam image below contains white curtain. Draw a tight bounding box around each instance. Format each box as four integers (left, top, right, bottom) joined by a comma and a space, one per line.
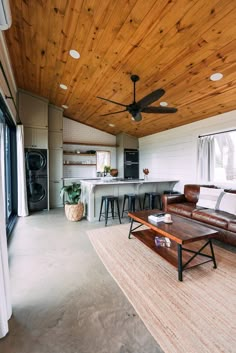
197, 135, 215, 182
0, 123, 12, 339
17, 125, 28, 216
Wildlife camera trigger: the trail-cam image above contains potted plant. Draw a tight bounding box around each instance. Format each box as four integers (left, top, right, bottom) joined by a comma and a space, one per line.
103, 165, 111, 176
60, 182, 84, 221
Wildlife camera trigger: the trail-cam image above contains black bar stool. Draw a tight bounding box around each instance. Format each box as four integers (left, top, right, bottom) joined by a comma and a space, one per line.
121, 193, 142, 217
99, 195, 121, 226
143, 192, 161, 210
163, 190, 181, 195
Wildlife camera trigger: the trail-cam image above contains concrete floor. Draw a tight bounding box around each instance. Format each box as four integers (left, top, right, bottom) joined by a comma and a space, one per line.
0, 208, 163, 353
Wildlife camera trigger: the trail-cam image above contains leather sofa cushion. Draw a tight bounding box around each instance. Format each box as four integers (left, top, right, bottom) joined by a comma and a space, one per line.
184, 184, 200, 203
167, 202, 197, 218
192, 209, 231, 229
184, 184, 220, 203
228, 219, 236, 232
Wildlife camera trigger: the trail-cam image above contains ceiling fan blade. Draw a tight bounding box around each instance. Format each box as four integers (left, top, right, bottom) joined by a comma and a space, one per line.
137, 89, 165, 108
100, 109, 127, 116
97, 96, 127, 108
133, 112, 142, 122
142, 106, 178, 114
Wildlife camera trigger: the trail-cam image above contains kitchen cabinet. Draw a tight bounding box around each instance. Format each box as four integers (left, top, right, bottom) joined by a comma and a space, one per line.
24, 127, 48, 148
49, 149, 63, 181
116, 133, 138, 150
48, 105, 63, 132
48, 105, 63, 208
19, 90, 48, 128
49, 180, 63, 208
49, 131, 63, 149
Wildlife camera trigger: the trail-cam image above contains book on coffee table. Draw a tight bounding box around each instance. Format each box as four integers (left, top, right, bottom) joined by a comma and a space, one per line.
148, 213, 165, 223
154, 236, 171, 247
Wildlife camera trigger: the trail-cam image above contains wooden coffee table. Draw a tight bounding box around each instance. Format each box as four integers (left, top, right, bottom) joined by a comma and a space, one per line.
128, 210, 218, 281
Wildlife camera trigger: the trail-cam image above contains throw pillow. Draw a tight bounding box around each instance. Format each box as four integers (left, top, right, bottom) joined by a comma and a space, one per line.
196, 187, 224, 209
215, 192, 236, 215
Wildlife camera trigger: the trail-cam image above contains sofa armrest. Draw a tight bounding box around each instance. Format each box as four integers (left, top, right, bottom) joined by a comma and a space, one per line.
162, 194, 186, 212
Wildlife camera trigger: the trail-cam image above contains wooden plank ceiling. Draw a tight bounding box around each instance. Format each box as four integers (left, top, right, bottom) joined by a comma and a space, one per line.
4, 0, 236, 137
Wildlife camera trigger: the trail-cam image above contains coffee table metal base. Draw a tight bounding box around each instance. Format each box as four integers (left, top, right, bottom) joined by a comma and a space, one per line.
128, 219, 217, 281
177, 240, 217, 281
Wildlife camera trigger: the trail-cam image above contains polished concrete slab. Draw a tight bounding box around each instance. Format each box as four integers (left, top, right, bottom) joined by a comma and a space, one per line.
1, 208, 163, 353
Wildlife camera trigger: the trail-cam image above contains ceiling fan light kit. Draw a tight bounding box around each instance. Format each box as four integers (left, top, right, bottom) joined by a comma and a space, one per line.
97, 75, 177, 122
160, 101, 168, 107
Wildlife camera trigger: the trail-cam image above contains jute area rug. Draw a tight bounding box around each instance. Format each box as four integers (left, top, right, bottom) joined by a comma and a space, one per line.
87, 223, 236, 353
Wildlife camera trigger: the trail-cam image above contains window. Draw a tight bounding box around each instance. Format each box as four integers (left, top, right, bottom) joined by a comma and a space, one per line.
96, 151, 111, 173
214, 131, 236, 181
5, 125, 13, 218
0, 95, 17, 238
198, 130, 236, 183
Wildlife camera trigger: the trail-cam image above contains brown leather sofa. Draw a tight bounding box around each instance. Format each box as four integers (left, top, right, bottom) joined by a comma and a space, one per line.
162, 184, 236, 246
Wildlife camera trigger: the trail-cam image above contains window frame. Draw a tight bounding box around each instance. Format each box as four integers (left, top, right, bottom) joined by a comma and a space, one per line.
0, 94, 17, 238
96, 150, 111, 173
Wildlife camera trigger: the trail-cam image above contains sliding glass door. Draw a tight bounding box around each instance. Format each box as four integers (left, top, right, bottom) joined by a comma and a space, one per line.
0, 95, 17, 238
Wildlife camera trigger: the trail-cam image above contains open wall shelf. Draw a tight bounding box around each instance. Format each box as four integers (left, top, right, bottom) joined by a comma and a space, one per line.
63, 141, 118, 147
63, 163, 96, 166
63, 152, 96, 156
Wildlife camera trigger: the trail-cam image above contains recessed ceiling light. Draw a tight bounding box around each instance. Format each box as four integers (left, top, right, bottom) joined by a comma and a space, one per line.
160, 101, 168, 107
109, 123, 115, 127
62, 105, 68, 109
59, 83, 68, 90
210, 73, 223, 81
69, 49, 80, 59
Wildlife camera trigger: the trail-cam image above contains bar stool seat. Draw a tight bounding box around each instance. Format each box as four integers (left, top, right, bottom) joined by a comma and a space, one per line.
163, 190, 181, 195
143, 192, 161, 210
122, 193, 142, 217
99, 195, 121, 226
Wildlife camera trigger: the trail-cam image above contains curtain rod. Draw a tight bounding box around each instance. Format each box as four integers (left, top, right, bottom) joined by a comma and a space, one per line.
198, 128, 236, 138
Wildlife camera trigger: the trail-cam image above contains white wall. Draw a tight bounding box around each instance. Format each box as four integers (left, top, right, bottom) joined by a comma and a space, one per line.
63, 118, 116, 178
0, 32, 17, 122
139, 110, 236, 192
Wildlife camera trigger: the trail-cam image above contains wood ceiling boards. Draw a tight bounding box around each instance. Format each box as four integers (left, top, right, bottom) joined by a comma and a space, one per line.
4, 0, 236, 137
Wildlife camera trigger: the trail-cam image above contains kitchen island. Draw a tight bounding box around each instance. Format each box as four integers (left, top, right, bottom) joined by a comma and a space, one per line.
78, 178, 179, 222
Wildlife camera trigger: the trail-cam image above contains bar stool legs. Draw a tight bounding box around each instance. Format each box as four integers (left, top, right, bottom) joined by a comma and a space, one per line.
99, 195, 121, 226
143, 192, 162, 210
122, 194, 142, 218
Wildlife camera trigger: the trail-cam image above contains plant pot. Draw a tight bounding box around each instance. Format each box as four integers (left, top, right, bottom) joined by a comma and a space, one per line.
110, 168, 118, 177
65, 202, 84, 221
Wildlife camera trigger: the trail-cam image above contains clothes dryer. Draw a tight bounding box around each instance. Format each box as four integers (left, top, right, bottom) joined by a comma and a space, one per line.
25, 148, 47, 177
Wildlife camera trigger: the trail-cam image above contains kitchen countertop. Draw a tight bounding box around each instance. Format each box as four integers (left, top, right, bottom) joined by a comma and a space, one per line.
79, 178, 179, 186
63, 177, 101, 181
77, 178, 179, 222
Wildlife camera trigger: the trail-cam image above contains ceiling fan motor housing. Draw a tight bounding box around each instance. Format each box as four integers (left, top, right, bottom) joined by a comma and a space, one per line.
127, 103, 141, 117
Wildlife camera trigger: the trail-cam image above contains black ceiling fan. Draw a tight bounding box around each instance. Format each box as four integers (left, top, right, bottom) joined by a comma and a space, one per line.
97, 75, 177, 122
